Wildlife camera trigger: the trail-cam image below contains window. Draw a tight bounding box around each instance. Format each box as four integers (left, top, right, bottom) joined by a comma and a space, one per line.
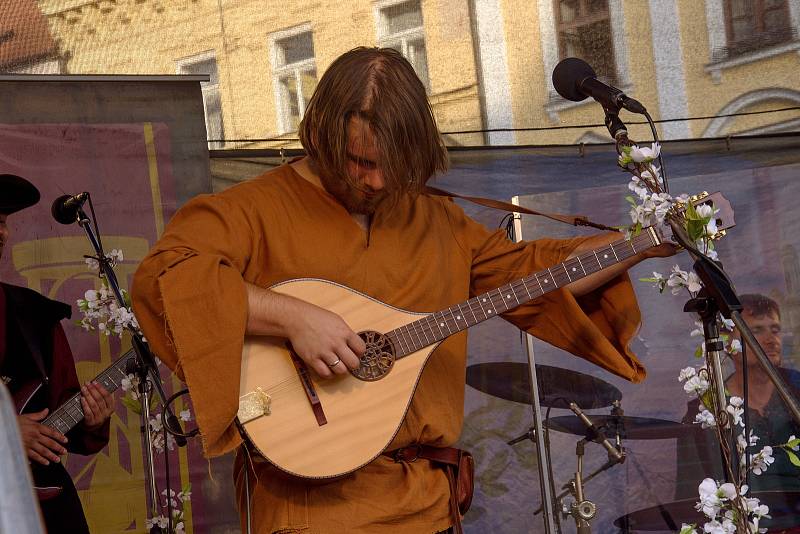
177, 53, 224, 149
554, 0, 617, 85
721, 0, 794, 59
270, 28, 317, 134
376, 0, 430, 91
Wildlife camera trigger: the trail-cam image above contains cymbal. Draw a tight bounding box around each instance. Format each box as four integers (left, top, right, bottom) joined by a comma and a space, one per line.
466, 362, 621, 409
614, 491, 800, 531
545, 414, 688, 440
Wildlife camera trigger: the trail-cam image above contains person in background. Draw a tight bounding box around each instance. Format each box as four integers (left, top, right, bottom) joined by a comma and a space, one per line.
1, 173, 115, 533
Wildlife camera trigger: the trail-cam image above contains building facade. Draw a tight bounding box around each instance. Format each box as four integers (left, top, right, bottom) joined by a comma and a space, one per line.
8, 0, 798, 148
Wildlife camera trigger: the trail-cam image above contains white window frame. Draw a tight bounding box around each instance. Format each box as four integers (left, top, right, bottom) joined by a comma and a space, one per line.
268, 24, 316, 135
704, 0, 800, 84
538, 0, 632, 122
374, 0, 431, 91
176, 50, 224, 149
11, 58, 61, 74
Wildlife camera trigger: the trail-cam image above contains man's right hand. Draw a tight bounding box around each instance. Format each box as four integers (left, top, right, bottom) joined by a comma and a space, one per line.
18, 409, 68, 465
245, 283, 366, 378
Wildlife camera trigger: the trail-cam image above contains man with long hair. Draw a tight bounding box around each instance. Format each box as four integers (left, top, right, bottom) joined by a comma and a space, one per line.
132, 47, 673, 533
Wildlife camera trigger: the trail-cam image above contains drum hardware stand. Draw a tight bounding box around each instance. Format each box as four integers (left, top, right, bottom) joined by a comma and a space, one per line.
507, 426, 536, 446
562, 437, 596, 534
532, 403, 626, 532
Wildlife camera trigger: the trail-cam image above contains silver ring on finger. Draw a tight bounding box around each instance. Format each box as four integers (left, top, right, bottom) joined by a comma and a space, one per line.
327, 358, 342, 369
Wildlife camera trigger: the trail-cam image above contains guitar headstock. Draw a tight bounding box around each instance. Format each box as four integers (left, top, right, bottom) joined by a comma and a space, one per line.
658, 191, 735, 251
685, 191, 736, 239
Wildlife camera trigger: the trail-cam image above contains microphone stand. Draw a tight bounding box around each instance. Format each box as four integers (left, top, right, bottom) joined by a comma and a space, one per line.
73, 205, 185, 533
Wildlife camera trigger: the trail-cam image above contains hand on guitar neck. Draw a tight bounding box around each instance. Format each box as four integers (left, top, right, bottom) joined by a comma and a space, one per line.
18, 381, 114, 465
245, 282, 366, 379
565, 232, 678, 298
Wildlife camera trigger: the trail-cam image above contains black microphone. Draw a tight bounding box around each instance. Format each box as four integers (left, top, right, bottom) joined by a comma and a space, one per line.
51, 192, 89, 224
568, 402, 625, 463
552, 58, 646, 115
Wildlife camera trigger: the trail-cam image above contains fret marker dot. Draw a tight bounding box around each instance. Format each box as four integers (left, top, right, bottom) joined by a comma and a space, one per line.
544, 279, 549, 283
440, 323, 445, 327
456, 315, 461, 320
488, 309, 493, 314
482, 298, 487, 302
603, 254, 608, 259
572, 267, 577, 272
506, 294, 511, 299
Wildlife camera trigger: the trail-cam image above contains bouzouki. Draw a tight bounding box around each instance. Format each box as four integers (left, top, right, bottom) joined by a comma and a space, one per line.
237, 192, 735, 479
14, 349, 136, 500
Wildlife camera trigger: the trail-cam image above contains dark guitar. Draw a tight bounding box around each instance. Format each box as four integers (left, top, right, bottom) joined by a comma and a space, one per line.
14, 349, 135, 501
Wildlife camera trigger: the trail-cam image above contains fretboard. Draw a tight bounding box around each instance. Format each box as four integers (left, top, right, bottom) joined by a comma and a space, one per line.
43, 349, 136, 435
386, 230, 658, 358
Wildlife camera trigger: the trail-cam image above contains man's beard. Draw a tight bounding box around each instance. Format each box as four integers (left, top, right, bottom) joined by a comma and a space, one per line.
318, 172, 387, 215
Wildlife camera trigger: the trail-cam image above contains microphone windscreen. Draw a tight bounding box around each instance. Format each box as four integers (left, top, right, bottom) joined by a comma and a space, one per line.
552, 57, 596, 102
51, 194, 77, 225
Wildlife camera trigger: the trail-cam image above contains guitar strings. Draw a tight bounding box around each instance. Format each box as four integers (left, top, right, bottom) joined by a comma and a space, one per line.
388, 232, 652, 356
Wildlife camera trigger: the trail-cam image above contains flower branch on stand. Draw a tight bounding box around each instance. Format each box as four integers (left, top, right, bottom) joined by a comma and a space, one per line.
77, 249, 194, 532
618, 142, 798, 533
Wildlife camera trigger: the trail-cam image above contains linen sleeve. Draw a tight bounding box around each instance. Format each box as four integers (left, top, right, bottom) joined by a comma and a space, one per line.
131, 193, 255, 456
443, 198, 646, 382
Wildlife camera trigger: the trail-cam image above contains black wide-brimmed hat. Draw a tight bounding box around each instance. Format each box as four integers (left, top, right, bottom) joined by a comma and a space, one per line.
0, 174, 40, 215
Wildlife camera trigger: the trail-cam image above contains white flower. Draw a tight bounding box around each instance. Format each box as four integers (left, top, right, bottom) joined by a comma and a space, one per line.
737, 430, 759, 453
175, 522, 185, 534
679, 367, 697, 382
746, 496, 770, 518
721, 318, 734, 331
695, 409, 716, 429
718, 483, 737, 500
728, 339, 742, 354
702, 518, 736, 534
696, 204, 714, 219
180, 409, 192, 422
628, 178, 649, 199
685, 375, 710, 396
697, 478, 723, 519
726, 397, 745, 427
178, 489, 192, 502
146, 515, 169, 529
149, 414, 163, 433
686, 272, 703, 293
630, 143, 661, 163
108, 249, 124, 263
680, 524, 699, 534
788, 435, 800, 452
751, 446, 774, 475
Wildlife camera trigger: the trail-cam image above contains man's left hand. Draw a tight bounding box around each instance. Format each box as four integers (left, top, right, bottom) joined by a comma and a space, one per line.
645, 242, 680, 258
81, 382, 114, 430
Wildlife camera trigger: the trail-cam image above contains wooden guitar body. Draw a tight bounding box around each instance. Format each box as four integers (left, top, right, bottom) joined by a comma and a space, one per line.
238, 279, 439, 479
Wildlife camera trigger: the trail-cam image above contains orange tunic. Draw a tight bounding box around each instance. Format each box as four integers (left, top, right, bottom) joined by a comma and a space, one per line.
131, 164, 645, 533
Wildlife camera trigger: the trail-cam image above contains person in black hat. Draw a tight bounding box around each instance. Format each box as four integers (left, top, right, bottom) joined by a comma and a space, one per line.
1, 174, 115, 533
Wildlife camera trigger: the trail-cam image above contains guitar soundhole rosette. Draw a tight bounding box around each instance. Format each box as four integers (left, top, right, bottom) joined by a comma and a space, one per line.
351, 330, 396, 381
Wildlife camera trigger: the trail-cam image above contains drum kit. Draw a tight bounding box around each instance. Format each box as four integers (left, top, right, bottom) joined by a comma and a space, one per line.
466, 362, 800, 533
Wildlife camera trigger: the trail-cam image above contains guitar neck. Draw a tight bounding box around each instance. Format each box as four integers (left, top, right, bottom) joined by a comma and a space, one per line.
388, 229, 659, 358
42, 349, 135, 435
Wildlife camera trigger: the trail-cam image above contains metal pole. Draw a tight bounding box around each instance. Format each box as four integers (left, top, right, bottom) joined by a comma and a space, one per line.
512, 197, 558, 534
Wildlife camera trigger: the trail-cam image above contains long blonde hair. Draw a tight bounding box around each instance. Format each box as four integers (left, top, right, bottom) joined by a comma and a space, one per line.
298, 47, 449, 198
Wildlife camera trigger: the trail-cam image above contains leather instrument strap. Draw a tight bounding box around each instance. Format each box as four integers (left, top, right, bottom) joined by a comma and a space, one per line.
424, 185, 620, 232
